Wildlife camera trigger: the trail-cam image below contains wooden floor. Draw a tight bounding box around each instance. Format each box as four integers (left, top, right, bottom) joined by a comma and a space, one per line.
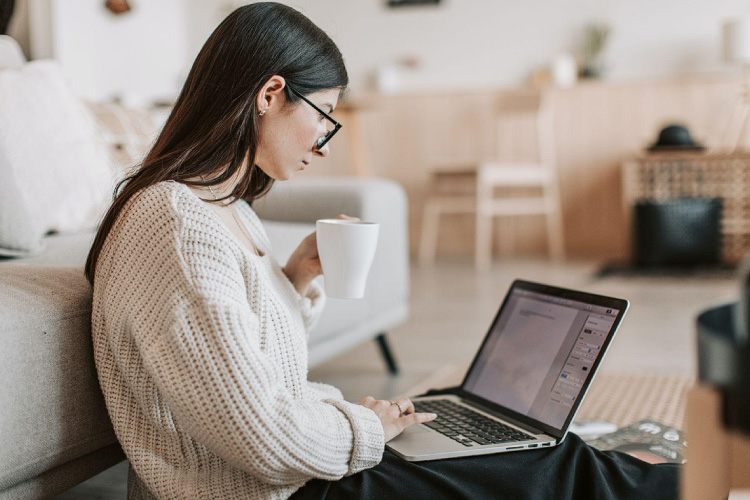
54, 258, 737, 499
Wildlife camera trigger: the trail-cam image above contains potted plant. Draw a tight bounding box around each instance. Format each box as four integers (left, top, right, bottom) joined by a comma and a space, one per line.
580, 23, 611, 79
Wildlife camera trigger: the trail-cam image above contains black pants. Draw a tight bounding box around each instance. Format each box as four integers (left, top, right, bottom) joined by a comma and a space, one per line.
291, 433, 679, 500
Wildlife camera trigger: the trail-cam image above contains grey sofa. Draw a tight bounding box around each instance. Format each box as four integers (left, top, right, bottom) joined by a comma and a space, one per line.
0, 176, 410, 499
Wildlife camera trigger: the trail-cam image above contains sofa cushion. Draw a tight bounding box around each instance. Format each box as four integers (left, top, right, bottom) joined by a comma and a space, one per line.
0, 61, 114, 257
0, 267, 117, 490
1, 444, 125, 500
2, 230, 95, 268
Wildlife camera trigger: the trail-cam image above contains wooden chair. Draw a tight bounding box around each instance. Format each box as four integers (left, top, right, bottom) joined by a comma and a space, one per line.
418, 89, 565, 269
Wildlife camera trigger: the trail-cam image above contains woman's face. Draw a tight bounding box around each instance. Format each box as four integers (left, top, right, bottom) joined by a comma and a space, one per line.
254, 79, 340, 181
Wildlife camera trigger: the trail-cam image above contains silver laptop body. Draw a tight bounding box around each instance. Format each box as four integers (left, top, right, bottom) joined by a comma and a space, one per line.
387, 279, 629, 462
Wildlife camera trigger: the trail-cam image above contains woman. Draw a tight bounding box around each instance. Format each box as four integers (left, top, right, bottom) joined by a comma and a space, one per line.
85, 3, 679, 499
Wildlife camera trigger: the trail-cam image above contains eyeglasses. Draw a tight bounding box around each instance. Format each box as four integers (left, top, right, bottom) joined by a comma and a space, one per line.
287, 85, 342, 151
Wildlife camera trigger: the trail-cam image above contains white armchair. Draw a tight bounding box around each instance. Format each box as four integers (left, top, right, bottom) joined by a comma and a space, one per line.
254, 176, 410, 369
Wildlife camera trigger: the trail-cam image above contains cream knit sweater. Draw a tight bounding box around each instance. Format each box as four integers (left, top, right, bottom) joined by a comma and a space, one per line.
91, 181, 385, 500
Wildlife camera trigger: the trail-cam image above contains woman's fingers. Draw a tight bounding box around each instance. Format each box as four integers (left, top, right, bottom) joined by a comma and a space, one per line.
400, 411, 438, 428
359, 396, 439, 441
375, 399, 392, 411
395, 396, 415, 415
335, 214, 360, 221
360, 396, 416, 416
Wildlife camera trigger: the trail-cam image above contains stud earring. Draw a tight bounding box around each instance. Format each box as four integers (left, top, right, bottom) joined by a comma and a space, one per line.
259, 110, 266, 117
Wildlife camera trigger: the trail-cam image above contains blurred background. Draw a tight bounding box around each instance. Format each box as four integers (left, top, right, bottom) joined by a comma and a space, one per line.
4, 1, 750, 497
8, 0, 750, 261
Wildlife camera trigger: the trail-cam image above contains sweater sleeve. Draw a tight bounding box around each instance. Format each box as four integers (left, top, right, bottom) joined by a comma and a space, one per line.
126, 197, 384, 485
142, 297, 384, 483
239, 200, 326, 333
306, 381, 344, 401
295, 277, 326, 332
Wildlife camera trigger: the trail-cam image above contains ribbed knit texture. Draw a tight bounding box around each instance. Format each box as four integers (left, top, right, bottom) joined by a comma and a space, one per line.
91, 181, 385, 500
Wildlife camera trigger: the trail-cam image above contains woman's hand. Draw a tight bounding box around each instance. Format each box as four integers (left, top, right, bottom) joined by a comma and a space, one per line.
359, 396, 437, 442
282, 214, 359, 296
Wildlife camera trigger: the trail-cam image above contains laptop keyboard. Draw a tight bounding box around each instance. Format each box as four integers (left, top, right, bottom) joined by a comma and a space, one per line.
414, 399, 535, 447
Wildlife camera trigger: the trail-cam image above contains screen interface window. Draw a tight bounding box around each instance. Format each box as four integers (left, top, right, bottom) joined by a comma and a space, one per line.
463, 289, 619, 429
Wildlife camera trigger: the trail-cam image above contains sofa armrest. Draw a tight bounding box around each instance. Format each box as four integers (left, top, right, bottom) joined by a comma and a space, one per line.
253, 176, 410, 306
252, 177, 403, 225
0, 266, 119, 494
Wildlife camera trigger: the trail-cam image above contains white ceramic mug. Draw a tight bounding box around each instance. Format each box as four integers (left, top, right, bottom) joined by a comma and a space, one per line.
316, 219, 380, 299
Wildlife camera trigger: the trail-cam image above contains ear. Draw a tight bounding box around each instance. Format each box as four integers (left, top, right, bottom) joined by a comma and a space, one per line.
256, 75, 286, 115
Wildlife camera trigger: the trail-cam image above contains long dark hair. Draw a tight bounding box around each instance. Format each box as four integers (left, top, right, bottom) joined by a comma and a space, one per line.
85, 2, 348, 285
0, 0, 15, 35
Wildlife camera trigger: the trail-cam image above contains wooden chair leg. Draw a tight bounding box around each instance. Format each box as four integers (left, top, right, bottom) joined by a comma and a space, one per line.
475, 209, 493, 271
545, 190, 565, 261
498, 218, 515, 257
475, 176, 494, 270
419, 201, 441, 265
547, 212, 565, 261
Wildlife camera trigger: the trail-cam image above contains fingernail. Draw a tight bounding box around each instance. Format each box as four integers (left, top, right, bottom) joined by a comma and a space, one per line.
429, 413, 437, 418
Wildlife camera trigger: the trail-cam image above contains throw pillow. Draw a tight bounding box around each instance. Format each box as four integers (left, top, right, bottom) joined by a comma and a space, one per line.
87, 101, 167, 175
0, 146, 45, 256
0, 60, 115, 257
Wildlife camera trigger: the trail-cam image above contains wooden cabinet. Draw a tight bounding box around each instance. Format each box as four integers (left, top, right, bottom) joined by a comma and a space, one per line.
623, 154, 750, 263
303, 76, 743, 260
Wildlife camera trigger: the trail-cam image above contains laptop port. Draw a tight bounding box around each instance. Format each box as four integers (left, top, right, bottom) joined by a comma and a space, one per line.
542, 443, 551, 447
528, 444, 538, 448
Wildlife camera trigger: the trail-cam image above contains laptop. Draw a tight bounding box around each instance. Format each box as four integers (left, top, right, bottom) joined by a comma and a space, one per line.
386, 279, 629, 461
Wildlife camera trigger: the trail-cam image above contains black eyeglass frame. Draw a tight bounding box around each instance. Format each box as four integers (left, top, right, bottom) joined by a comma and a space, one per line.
287, 85, 342, 150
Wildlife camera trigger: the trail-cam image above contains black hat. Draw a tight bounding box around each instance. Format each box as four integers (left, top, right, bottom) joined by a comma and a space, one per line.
647, 124, 705, 152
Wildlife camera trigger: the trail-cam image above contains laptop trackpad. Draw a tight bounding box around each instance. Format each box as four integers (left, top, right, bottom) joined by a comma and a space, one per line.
403, 424, 431, 435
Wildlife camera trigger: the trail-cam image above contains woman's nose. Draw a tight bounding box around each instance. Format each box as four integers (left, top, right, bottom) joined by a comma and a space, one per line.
314, 143, 330, 158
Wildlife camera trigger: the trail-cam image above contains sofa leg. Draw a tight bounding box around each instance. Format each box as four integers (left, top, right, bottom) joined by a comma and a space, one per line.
375, 333, 399, 375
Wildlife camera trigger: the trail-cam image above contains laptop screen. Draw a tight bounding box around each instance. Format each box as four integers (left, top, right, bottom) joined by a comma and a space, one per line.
461, 282, 624, 433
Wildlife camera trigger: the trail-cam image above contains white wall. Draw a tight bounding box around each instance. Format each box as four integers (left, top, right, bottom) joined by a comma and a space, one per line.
185, 0, 750, 93
9, 0, 750, 100
19, 0, 189, 103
